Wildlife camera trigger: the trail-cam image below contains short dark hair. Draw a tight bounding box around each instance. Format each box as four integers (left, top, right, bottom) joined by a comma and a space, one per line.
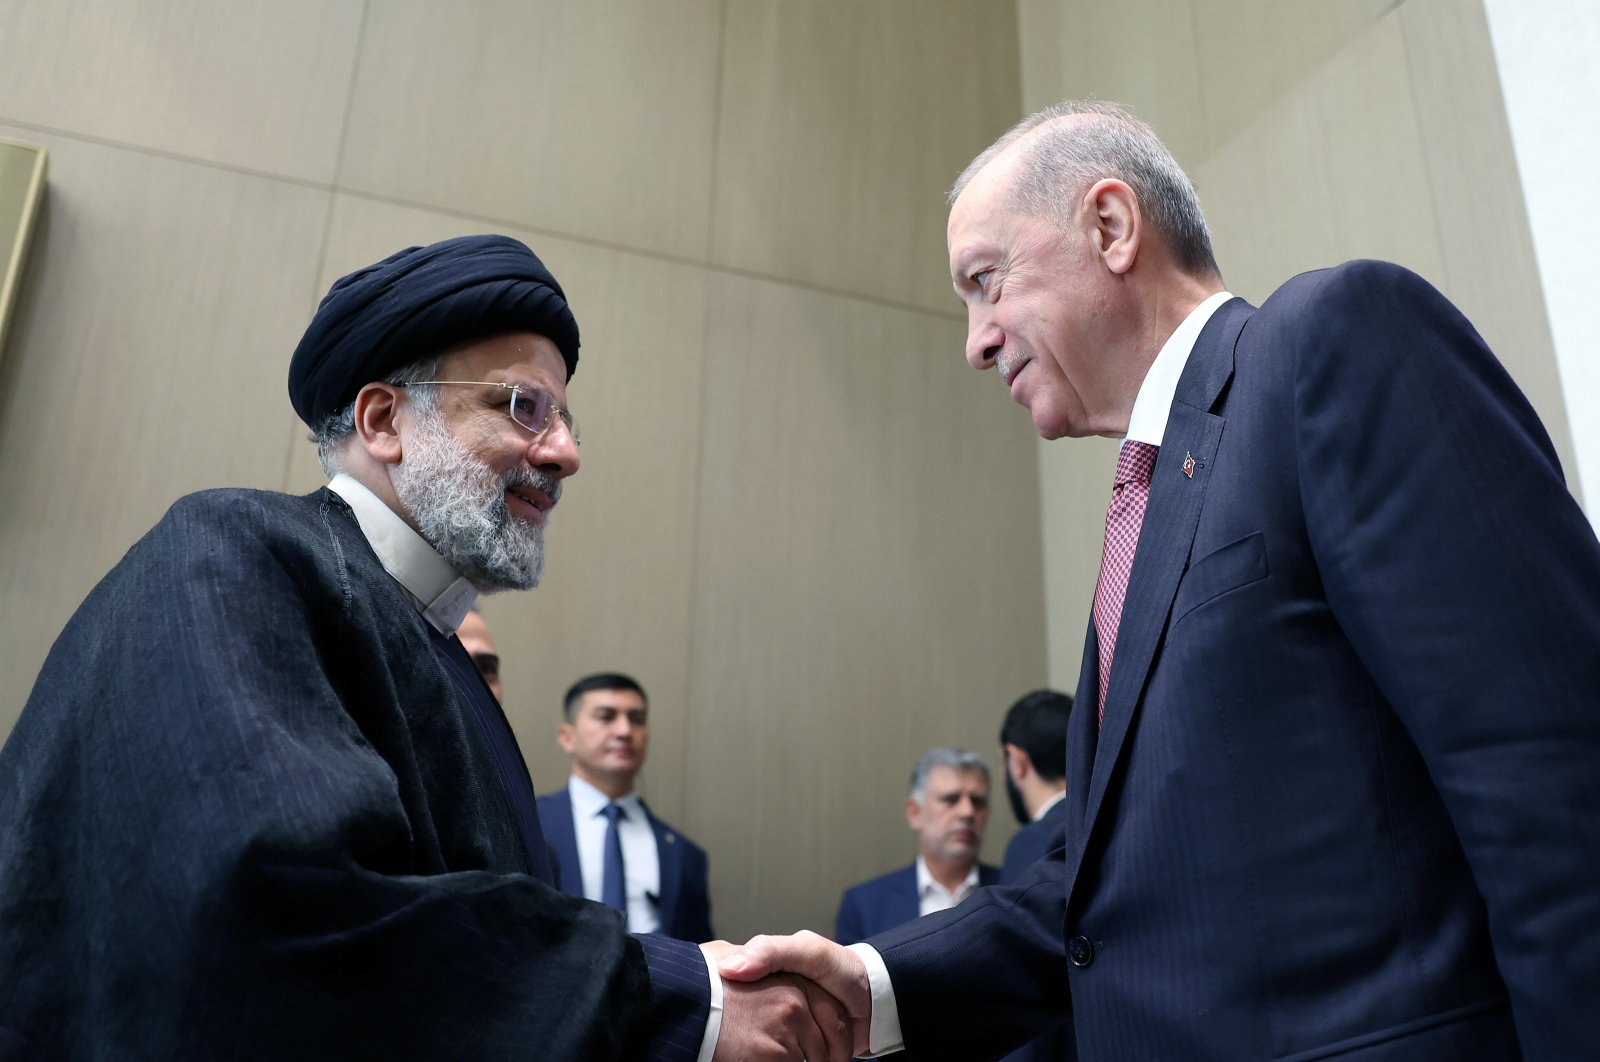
562, 672, 647, 722
999, 689, 1073, 782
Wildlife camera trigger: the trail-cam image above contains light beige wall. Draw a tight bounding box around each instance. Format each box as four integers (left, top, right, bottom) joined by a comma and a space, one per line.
0, 0, 1038, 940
1016, 0, 1572, 691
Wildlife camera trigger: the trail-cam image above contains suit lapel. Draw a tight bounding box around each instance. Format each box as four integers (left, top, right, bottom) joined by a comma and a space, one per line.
894, 865, 920, 927
646, 803, 682, 935
543, 790, 582, 896
1064, 298, 1251, 897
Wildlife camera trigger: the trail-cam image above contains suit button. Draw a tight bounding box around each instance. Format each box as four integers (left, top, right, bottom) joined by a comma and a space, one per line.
1068, 935, 1094, 967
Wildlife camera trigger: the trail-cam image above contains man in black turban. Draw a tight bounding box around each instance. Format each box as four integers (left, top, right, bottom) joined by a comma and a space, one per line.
0, 235, 850, 1061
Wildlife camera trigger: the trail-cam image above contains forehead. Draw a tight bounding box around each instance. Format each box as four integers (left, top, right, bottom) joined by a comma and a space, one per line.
439, 332, 568, 396
578, 687, 647, 714
925, 764, 988, 793
948, 156, 1025, 272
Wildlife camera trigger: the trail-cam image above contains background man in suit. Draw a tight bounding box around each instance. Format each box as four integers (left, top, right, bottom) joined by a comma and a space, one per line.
996, 690, 1071, 891
997, 690, 1074, 1062
538, 672, 714, 942
0, 235, 847, 1062
456, 607, 502, 704
835, 747, 997, 946
722, 100, 1600, 1060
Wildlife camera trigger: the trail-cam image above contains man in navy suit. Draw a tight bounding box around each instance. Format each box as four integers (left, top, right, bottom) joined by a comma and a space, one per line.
538, 673, 714, 942
996, 690, 1072, 887
722, 100, 1600, 1060
997, 690, 1074, 1062
835, 748, 999, 946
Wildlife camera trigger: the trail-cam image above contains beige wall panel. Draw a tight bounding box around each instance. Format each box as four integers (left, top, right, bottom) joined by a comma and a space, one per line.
713, 0, 1021, 313
1016, 0, 1066, 114
337, 0, 721, 259
688, 273, 1045, 940
1398, 0, 1576, 484
0, 0, 363, 182
303, 193, 710, 821
0, 128, 330, 731
1044, 0, 1209, 171
1038, 435, 1120, 692
1195, 13, 1446, 307
1193, 0, 1395, 153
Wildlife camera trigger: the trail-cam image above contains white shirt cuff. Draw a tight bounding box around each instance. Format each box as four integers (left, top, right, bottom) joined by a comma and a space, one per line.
695, 944, 725, 1062
846, 942, 905, 1056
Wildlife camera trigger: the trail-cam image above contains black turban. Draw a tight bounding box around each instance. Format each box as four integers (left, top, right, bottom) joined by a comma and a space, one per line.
287, 234, 580, 428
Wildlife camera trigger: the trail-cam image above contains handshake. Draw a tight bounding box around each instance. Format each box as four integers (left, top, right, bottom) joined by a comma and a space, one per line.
705, 930, 875, 1061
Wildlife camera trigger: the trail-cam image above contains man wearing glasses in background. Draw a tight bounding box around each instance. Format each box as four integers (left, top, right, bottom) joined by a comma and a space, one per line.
0, 235, 850, 1061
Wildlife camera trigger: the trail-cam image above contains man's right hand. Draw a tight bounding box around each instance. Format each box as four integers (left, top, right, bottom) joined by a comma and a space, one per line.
704, 939, 855, 1061
717, 931, 872, 1058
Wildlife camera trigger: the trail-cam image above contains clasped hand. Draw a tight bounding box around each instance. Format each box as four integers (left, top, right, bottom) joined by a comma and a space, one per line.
707, 930, 872, 1061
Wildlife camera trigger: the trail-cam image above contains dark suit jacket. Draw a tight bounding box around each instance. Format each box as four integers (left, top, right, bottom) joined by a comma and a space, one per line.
870, 263, 1600, 1060
998, 801, 1073, 1062
0, 487, 709, 1061
538, 787, 714, 942
835, 861, 1000, 946
999, 799, 1068, 887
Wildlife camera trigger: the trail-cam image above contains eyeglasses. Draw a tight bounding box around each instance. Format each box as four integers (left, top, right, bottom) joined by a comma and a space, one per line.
401, 380, 580, 446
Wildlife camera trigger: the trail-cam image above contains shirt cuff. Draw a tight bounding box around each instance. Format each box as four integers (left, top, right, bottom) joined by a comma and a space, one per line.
846, 942, 905, 1056
694, 943, 725, 1062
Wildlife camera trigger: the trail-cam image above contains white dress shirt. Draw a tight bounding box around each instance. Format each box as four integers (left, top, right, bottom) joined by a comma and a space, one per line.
566, 775, 662, 934
915, 857, 982, 918
326, 473, 478, 632
850, 289, 1236, 1057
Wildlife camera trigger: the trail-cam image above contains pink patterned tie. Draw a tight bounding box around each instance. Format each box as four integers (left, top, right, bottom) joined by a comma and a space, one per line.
1092, 441, 1159, 724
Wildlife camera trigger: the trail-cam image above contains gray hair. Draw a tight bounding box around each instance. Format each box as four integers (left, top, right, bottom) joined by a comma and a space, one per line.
311, 353, 445, 477
908, 747, 990, 806
950, 99, 1219, 278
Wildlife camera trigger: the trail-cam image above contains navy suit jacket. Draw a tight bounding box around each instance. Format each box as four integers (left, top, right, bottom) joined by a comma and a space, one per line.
835, 862, 1000, 946
869, 263, 1600, 1060
999, 799, 1068, 887
538, 787, 714, 943
998, 801, 1074, 1062
0, 488, 709, 1061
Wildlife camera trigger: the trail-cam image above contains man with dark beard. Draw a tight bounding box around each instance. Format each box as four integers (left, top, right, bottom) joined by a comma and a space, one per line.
0, 235, 849, 1062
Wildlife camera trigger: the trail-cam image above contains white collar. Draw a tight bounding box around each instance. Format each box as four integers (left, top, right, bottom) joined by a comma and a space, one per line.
915, 856, 980, 898
326, 472, 478, 634
567, 773, 643, 818
1031, 789, 1067, 822
1123, 290, 1235, 447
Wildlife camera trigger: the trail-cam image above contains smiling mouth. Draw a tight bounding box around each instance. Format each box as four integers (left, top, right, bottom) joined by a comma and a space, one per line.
506, 486, 553, 522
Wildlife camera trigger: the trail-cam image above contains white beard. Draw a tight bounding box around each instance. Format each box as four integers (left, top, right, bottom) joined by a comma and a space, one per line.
390, 407, 559, 593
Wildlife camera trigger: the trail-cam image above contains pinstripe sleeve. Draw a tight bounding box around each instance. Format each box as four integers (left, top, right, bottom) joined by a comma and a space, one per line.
636, 933, 714, 1062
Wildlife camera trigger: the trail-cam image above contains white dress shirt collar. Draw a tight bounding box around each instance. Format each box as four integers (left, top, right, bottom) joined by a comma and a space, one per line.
326, 473, 478, 634
567, 773, 642, 818
915, 856, 981, 913
1123, 290, 1235, 447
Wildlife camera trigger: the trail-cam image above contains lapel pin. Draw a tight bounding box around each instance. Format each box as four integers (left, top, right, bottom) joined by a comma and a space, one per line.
1182, 451, 1196, 478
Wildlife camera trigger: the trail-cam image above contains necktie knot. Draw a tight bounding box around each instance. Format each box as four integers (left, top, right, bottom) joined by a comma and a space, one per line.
602, 802, 624, 824
1114, 440, 1160, 489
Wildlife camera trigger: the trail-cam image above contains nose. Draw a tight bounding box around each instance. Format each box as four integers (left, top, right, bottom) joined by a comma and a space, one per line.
965, 303, 1002, 371
528, 417, 580, 478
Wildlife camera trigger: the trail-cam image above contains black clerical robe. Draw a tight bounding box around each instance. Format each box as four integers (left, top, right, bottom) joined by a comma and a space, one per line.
0, 488, 685, 1059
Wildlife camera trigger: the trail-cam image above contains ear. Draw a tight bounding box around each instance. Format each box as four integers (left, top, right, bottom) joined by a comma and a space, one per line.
351, 382, 407, 466
1003, 743, 1031, 783
557, 721, 576, 755
1085, 177, 1141, 276
905, 796, 924, 831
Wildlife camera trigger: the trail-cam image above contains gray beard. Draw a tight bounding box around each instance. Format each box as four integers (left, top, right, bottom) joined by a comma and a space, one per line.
390, 408, 558, 593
